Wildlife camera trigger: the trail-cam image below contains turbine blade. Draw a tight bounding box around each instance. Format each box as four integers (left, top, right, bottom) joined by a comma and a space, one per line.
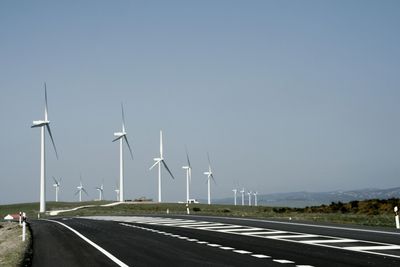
149, 160, 160, 170
121, 103, 126, 132
185, 146, 191, 168
46, 124, 59, 159
124, 135, 134, 159
74, 190, 80, 195
160, 130, 163, 158
44, 82, 48, 121
162, 160, 175, 179
112, 135, 123, 142
211, 174, 216, 185
52, 176, 58, 184
82, 188, 89, 196
207, 152, 211, 166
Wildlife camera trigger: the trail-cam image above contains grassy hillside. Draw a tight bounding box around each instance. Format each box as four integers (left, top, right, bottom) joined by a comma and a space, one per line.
1, 198, 400, 227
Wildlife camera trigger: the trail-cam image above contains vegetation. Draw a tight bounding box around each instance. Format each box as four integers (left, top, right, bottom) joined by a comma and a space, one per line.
0, 221, 31, 266
1, 198, 400, 228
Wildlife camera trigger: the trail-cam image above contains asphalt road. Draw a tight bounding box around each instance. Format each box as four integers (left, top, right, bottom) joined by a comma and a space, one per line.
30, 215, 400, 266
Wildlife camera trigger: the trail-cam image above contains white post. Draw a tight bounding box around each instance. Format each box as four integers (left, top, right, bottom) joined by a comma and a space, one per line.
19, 212, 22, 226
22, 221, 26, 241
22, 212, 26, 242
395, 206, 399, 229
40, 126, 46, 213
186, 204, 190, 215
119, 138, 124, 202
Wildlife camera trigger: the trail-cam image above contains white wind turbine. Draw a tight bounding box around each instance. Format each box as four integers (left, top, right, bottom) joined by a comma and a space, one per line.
75, 177, 88, 202
113, 104, 133, 202
96, 182, 104, 201
52, 176, 61, 202
31, 83, 58, 213
240, 188, 245, 206
203, 153, 215, 205
248, 191, 252, 206
149, 130, 175, 203
253, 191, 258, 206
232, 189, 238, 206
182, 147, 192, 203
114, 183, 120, 201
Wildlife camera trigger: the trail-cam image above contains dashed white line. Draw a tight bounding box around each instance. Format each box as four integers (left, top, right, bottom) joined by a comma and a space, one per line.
207, 244, 221, 247
252, 254, 271, 258
273, 259, 295, 264
233, 250, 252, 254
219, 246, 234, 250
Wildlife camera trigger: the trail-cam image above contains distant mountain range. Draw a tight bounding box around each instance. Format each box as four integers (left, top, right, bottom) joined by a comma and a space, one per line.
212, 187, 400, 208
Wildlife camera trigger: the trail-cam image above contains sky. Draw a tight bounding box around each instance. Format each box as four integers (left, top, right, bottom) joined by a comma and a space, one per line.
1, 1, 400, 204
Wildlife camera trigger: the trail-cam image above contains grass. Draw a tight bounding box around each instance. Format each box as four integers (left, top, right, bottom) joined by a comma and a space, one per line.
0, 221, 31, 267
1, 199, 399, 228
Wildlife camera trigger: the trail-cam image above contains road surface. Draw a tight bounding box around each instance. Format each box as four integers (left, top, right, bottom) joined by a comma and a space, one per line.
29, 215, 400, 266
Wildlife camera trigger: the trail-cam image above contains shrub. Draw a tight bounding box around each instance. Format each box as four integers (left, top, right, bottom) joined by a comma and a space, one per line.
192, 207, 201, 212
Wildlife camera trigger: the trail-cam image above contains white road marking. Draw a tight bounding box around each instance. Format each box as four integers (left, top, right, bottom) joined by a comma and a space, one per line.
219, 246, 234, 250
273, 259, 295, 263
240, 231, 286, 235
347, 245, 400, 251
252, 254, 271, 258
187, 239, 198, 242
267, 234, 318, 239
197, 241, 208, 244
218, 227, 263, 232
207, 243, 221, 247
233, 250, 252, 254
301, 239, 356, 244
45, 220, 129, 267
296, 265, 314, 267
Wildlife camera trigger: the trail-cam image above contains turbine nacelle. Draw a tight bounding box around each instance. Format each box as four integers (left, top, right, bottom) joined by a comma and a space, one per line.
31, 120, 49, 128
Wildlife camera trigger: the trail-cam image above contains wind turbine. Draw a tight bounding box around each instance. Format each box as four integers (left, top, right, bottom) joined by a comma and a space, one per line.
113, 103, 133, 202
240, 188, 245, 206
114, 183, 120, 201
248, 191, 252, 206
253, 191, 258, 206
96, 182, 104, 201
203, 153, 215, 205
75, 177, 88, 202
31, 83, 58, 213
52, 176, 61, 202
182, 147, 192, 203
149, 130, 175, 203
232, 189, 238, 206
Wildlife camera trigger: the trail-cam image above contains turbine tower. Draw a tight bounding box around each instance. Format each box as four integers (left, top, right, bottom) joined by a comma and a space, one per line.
52, 176, 61, 202
232, 189, 238, 206
182, 147, 192, 203
248, 191, 252, 206
113, 104, 133, 202
31, 83, 58, 213
203, 153, 215, 205
75, 177, 88, 202
96, 182, 104, 201
240, 188, 245, 206
149, 130, 175, 202
114, 184, 120, 201
253, 191, 258, 206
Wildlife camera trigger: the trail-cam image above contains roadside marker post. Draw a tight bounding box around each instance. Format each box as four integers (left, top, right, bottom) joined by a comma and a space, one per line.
19, 211, 22, 226
22, 212, 26, 242
394, 206, 399, 229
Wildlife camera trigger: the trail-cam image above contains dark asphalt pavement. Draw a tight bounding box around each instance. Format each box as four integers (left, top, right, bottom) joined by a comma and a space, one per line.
30, 215, 400, 266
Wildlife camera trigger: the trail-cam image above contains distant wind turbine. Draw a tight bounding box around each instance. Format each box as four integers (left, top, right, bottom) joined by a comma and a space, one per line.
253, 192, 258, 206
203, 153, 215, 205
149, 130, 175, 203
240, 188, 245, 206
52, 176, 61, 202
31, 83, 58, 213
113, 103, 133, 202
75, 176, 88, 202
114, 183, 120, 201
232, 189, 238, 206
96, 181, 104, 201
248, 191, 252, 206
182, 147, 192, 203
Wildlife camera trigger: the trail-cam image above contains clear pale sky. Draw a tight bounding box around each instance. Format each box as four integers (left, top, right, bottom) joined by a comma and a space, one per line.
1, 1, 400, 204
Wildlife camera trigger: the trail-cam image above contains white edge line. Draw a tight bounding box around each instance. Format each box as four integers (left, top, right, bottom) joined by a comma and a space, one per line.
44, 219, 129, 267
